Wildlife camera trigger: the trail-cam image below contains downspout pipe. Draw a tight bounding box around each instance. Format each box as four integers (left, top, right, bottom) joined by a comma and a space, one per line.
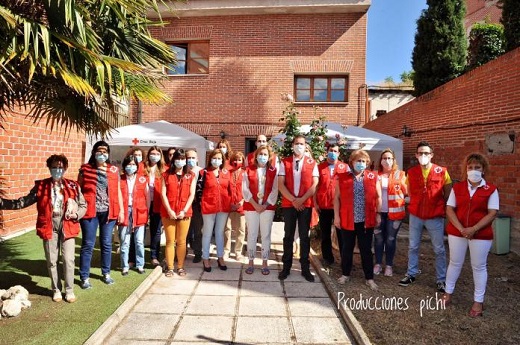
137, 100, 143, 124
357, 84, 367, 126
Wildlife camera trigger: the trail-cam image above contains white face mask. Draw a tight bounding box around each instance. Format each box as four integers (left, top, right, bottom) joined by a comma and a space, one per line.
219, 147, 227, 155
467, 170, 483, 183
418, 155, 430, 166
293, 143, 305, 156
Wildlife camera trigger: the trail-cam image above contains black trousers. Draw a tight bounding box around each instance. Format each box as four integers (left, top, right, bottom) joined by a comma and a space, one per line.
187, 201, 203, 256
282, 207, 311, 271
319, 209, 335, 263
339, 222, 374, 280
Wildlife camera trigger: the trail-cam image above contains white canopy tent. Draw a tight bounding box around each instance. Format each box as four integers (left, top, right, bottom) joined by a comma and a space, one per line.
272, 122, 403, 168
85, 120, 212, 167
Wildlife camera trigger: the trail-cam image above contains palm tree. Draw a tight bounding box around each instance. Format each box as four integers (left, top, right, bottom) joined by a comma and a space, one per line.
0, 0, 177, 136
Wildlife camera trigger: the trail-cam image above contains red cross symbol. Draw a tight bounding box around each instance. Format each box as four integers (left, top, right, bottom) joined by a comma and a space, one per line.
132, 138, 139, 145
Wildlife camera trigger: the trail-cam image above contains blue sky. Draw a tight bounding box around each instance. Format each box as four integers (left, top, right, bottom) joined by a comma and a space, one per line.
367, 0, 427, 84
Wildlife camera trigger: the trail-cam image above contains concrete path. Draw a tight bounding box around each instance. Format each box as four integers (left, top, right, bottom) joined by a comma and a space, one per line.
94, 243, 354, 345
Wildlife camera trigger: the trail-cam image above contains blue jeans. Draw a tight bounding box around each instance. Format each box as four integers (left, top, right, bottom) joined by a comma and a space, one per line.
80, 211, 116, 280
119, 208, 145, 270
374, 212, 402, 267
201, 212, 228, 259
407, 214, 447, 282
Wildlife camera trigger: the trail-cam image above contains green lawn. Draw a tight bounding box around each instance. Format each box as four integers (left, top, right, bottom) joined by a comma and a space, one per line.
0, 231, 151, 345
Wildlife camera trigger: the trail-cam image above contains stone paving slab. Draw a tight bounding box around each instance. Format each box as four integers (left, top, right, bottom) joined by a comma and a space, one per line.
284, 281, 329, 298
184, 295, 237, 316
194, 279, 239, 296
287, 297, 340, 317
292, 316, 351, 344
240, 280, 285, 297
238, 296, 287, 316
173, 315, 234, 342
147, 276, 199, 294
199, 267, 241, 281
235, 316, 293, 344
109, 313, 179, 341
133, 294, 189, 314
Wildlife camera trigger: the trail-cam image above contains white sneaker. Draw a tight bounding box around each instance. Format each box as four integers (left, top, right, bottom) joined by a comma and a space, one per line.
366, 280, 379, 291
337, 275, 350, 284
373, 264, 382, 275
65, 292, 77, 303
52, 290, 62, 302
384, 266, 393, 277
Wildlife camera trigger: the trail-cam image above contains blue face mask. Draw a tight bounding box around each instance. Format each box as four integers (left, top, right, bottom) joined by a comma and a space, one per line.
256, 155, 268, 165
211, 159, 222, 168
135, 155, 142, 163
174, 160, 186, 169
50, 168, 64, 180
149, 154, 161, 163
327, 152, 338, 161
354, 162, 367, 173
125, 165, 137, 175
187, 158, 197, 168
95, 153, 108, 163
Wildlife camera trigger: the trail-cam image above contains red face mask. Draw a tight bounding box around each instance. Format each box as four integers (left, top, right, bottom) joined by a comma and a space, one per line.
232, 162, 243, 169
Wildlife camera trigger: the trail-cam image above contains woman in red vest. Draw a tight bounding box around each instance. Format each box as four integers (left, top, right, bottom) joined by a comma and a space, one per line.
216, 138, 233, 169
224, 151, 246, 260
0, 154, 86, 303
161, 149, 196, 277
145, 146, 167, 266
443, 153, 499, 317
119, 155, 150, 275
334, 149, 381, 290
243, 146, 279, 275
373, 148, 407, 277
78, 140, 124, 289
198, 149, 232, 272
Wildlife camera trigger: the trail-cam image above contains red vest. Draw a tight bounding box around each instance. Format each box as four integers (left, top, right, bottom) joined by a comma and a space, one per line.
80, 163, 121, 219
407, 164, 447, 219
230, 168, 244, 213
384, 170, 406, 220
35, 178, 81, 240
136, 162, 146, 177
120, 175, 149, 227
337, 167, 378, 230
161, 171, 196, 217
446, 181, 497, 240
243, 165, 278, 211
201, 168, 232, 214
281, 156, 316, 208
246, 152, 255, 167
151, 174, 163, 213
316, 161, 337, 210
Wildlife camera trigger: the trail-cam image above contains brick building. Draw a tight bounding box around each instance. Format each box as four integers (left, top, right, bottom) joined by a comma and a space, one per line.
464, 0, 502, 33
1, 0, 370, 237
364, 47, 520, 253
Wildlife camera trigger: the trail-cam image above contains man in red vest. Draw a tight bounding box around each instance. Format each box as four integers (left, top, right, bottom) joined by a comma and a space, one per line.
278, 135, 319, 282
399, 141, 452, 293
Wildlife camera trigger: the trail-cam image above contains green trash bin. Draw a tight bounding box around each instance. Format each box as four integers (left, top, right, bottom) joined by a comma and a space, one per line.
491, 216, 511, 255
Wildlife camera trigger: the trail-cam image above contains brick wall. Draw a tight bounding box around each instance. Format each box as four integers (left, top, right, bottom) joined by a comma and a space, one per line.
0, 110, 85, 237
364, 47, 520, 253
139, 12, 367, 152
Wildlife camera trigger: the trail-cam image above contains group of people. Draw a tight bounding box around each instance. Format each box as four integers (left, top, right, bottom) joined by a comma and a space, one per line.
0, 135, 499, 318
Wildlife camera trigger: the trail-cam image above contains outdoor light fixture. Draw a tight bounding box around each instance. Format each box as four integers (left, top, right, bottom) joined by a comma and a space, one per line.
220, 130, 226, 139
402, 125, 413, 137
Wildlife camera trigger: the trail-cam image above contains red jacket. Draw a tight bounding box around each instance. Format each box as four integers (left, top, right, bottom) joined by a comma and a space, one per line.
161, 171, 196, 218
229, 167, 244, 214
407, 164, 447, 219
120, 175, 149, 227
36, 178, 81, 240
316, 161, 337, 210
446, 181, 497, 240
80, 163, 120, 219
201, 168, 231, 214
246, 152, 255, 167
280, 156, 316, 208
337, 167, 378, 230
243, 165, 278, 211
384, 170, 407, 220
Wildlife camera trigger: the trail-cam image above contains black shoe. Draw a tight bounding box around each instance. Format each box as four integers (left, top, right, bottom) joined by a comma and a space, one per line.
278, 268, 290, 280
323, 258, 334, 266
436, 281, 446, 293
193, 255, 202, 263
302, 270, 315, 282
398, 275, 416, 287
203, 260, 212, 272
217, 259, 227, 271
